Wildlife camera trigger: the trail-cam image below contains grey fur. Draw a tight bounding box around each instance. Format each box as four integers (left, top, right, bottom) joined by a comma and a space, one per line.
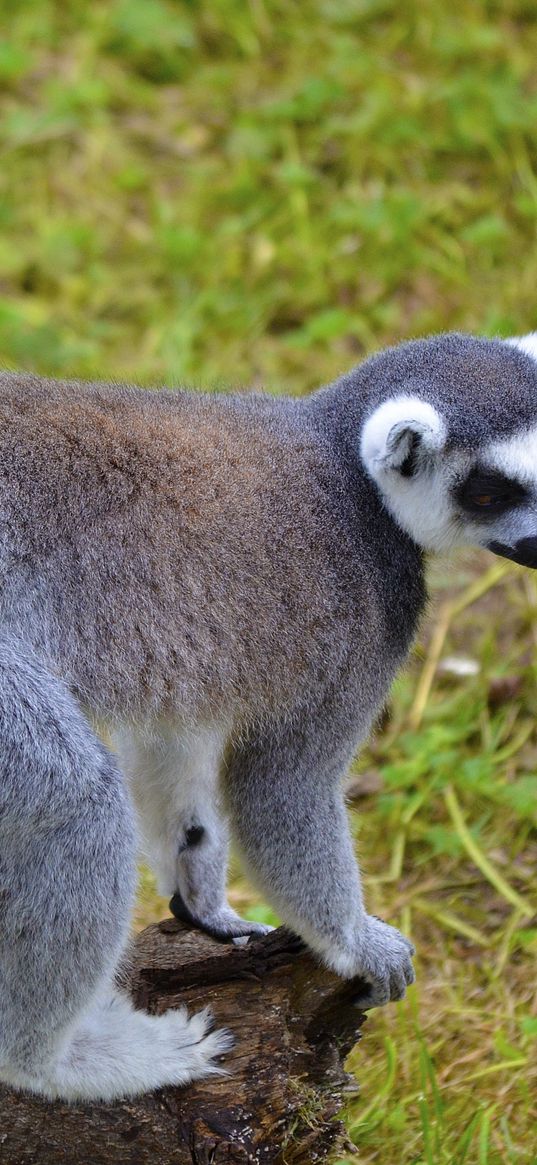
1, 331, 537, 1099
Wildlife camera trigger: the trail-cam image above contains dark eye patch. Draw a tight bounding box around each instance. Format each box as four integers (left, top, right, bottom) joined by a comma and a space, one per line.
455, 468, 529, 517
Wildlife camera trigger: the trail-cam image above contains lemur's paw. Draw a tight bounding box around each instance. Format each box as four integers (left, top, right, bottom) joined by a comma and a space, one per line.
169, 892, 273, 942
161, 1006, 235, 1079
351, 915, 415, 1008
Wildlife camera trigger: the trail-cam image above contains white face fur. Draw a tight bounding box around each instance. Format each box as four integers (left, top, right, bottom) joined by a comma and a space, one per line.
360, 334, 537, 566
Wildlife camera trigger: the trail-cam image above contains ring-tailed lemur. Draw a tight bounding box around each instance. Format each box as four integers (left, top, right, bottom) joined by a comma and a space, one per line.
1, 332, 536, 1103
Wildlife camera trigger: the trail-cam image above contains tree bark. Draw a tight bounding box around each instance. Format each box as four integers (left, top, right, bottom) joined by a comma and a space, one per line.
0, 920, 366, 1164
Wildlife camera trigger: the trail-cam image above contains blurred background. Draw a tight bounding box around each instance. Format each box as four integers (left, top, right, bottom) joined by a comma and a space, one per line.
1, 2, 537, 1162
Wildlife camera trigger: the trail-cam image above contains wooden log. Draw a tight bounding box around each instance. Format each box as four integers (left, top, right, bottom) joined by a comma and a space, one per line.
0, 921, 366, 1164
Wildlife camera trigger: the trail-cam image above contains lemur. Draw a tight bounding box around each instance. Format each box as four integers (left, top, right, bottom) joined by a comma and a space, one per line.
1, 332, 536, 1102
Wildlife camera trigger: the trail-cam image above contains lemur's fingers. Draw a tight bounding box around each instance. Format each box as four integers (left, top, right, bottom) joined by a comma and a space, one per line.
351, 915, 415, 1009
169, 892, 272, 941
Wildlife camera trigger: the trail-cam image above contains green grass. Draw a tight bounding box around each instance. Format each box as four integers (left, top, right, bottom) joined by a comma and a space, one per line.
2, 0, 537, 392
3, 2, 537, 1162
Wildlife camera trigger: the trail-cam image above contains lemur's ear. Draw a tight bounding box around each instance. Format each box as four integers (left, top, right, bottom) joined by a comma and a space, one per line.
360, 396, 446, 479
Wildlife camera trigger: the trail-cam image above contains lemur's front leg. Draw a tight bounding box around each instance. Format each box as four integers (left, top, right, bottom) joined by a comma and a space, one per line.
114, 724, 271, 941
223, 709, 415, 1003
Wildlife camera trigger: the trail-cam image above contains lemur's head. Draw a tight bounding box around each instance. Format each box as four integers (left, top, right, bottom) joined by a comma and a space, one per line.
359, 332, 537, 567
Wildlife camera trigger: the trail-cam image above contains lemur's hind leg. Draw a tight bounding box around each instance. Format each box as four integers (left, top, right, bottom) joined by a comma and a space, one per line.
115, 725, 271, 940
0, 637, 231, 1102
223, 711, 415, 1004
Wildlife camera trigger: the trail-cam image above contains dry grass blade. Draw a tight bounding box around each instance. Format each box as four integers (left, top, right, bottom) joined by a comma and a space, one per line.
444, 784, 534, 919
409, 562, 511, 731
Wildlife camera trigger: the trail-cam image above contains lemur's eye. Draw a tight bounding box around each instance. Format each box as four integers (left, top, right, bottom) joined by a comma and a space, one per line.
471, 492, 507, 508
455, 470, 528, 516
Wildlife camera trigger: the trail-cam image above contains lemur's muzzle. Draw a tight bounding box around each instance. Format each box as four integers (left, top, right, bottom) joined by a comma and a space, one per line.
487, 536, 537, 569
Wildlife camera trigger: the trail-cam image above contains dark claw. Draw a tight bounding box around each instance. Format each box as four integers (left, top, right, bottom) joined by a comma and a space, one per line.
352, 990, 375, 1010
169, 891, 197, 927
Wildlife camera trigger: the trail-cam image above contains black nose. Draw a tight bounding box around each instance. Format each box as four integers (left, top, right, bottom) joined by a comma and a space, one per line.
488, 537, 537, 569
